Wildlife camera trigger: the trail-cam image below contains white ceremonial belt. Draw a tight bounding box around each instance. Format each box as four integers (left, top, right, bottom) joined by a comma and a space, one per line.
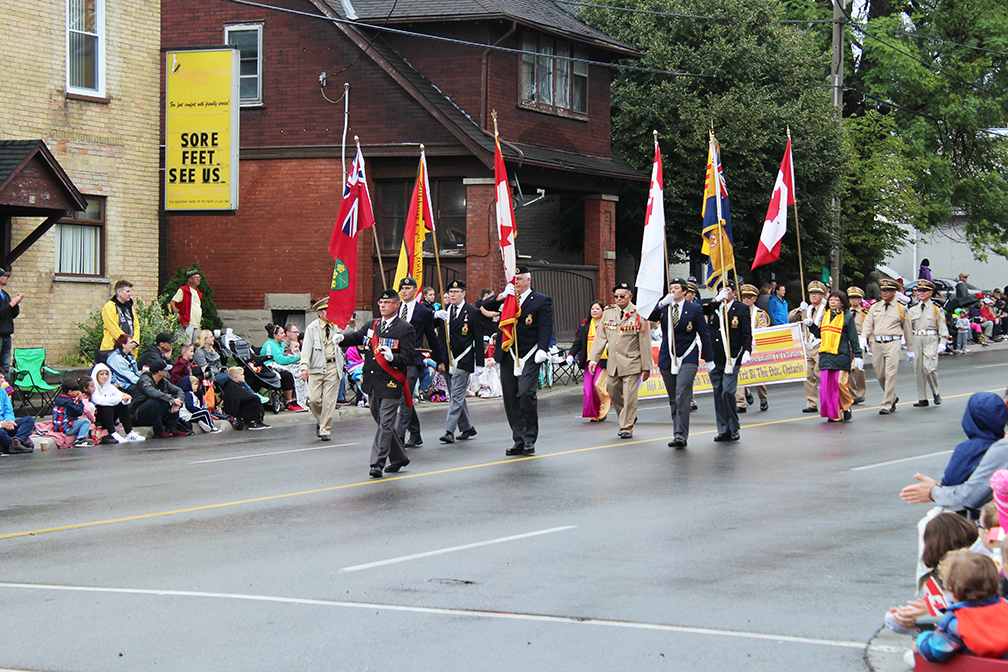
914, 329, 938, 336
447, 344, 474, 375
874, 335, 900, 343
670, 340, 698, 375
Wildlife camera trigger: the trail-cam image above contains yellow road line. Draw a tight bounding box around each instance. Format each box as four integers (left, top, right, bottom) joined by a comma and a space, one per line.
1, 388, 988, 541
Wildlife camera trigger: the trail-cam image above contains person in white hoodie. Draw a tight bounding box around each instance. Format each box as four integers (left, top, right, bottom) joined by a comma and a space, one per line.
90, 362, 144, 443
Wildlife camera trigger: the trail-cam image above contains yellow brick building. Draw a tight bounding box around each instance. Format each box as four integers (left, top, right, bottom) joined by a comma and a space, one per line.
0, 0, 160, 360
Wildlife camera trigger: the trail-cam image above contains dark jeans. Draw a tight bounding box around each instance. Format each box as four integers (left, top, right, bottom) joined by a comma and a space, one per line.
0, 416, 34, 451
95, 403, 133, 434
132, 399, 178, 435
0, 335, 11, 378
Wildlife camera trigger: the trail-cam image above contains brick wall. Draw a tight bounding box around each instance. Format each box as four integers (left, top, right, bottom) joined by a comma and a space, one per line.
584, 196, 617, 302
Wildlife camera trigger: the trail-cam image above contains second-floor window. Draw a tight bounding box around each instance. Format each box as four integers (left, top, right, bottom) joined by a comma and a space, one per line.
225, 24, 262, 106
520, 33, 588, 117
67, 0, 105, 95
55, 196, 105, 277
374, 179, 467, 254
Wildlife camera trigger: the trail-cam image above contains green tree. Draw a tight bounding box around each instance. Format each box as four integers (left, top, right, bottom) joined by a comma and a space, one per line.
577, 0, 846, 285
76, 296, 180, 361
160, 262, 223, 331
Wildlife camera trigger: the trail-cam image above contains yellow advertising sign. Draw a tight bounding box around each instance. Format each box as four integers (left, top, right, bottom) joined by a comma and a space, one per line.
639, 322, 808, 397
164, 48, 239, 210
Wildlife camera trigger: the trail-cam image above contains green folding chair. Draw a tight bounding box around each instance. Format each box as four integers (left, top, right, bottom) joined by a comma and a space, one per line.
11, 348, 61, 417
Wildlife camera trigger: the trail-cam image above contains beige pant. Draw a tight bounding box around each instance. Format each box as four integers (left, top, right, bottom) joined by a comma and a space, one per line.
872, 340, 902, 410
914, 334, 941, 400
804, 349, 820, 408
607, 372, 641, 433
736, 385, 767, 407
307, 365, 341, 436
848, 367, 866, 400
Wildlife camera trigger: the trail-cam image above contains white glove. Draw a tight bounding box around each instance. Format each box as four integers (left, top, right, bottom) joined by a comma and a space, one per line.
434, 309, 450, 321
534, 349, 549, 364
906, 351, 916, 362
502, 283, 516, 298
474, 366, 485, 375
803, 317, 813, 326
859, 336, 867, 351
799, 301, 809, 311
333, 332, 343, 345
378, 345, 393, 362
659, 292, 675, 307
714, 288, 729, 302
740, 351, 751, 365
854, 357, 864, 370
705, 360, 716, 373
565, 355, 575, 365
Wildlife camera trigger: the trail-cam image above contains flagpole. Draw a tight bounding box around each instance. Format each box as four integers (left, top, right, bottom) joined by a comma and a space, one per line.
424, 144, 453, 369
341, 84, 350, 187
711, 129, 731, 371
357, 134, 387, 291
656, 130, 677, 364
788, 127, 806, 301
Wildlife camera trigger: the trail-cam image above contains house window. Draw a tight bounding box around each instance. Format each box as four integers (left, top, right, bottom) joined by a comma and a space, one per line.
375, 180, 408, 252
437, 181, 466, 254
520, 33, 588, 117
225, 24, 262, 106
55, 196, 104, 277
66, 0, 105, 95
375, 180, 466, 254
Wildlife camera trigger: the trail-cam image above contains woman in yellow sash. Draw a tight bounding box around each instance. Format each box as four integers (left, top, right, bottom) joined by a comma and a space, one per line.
568, 301, 611, 421
810, 290, 864, 422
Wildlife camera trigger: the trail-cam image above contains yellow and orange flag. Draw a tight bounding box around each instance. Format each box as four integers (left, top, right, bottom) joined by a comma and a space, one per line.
394, 147, 434, 288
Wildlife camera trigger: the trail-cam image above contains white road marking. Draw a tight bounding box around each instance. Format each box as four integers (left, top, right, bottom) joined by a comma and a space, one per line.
0, 582, 866, 650
340, 526, 578, 572
850, 449, 953, 472
189, 443, 359, 464
974, 362, 1008, 369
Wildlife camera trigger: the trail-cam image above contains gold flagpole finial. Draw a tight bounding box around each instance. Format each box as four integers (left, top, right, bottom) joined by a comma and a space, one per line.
653, 129, 659, 142
353, 135, 359, 144
491, 109, 499, 135
419, 143, 425, 152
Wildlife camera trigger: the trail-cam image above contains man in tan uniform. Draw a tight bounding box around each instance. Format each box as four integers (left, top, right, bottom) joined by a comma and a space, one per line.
789, 280, 828, 413
588, 282, 654, 439
300, 297, 344, 441
846, 286, 868, 404
909, 279, 950, 407
862, 278, 915, 414
736, 284, 769, 412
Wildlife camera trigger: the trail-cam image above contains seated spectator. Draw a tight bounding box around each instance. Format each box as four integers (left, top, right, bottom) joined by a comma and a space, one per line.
137, 332, 175, 370
916, 551, 1008, 662
981, 298, 1002, 341
179, 374, 219, 434
90, 362, 144, 443
0, 378, 34, 454
222, 366, 270, 430
53, 380, 93, 447
129, 359, 185, 438
77, 376, 100, 441
170, 342, 195, 385
343, 344, 367, 407
939, 392, 1006, 489
193, 328, 229, 388
106, 335, 141, 392
284, 323, 309, 408
260, 323, 306, 412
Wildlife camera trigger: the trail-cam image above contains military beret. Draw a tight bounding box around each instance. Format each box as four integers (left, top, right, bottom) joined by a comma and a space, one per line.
807, 280, 827, 294
916, 280, 936, 292
448, 279, 466, 290
669, 277, 688, 289
613, 282, 631, 293
846, 286, 865, 299
516, 265, 530, 275
312, 296, 329, 311
379, 288, 401, 300
740, 284, 759, 297
397, 276, 418, 289
879, 278, 900, 291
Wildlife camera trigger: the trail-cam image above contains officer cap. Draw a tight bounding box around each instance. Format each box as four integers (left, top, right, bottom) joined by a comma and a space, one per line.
879, 278, 900, 291
613, 282, 632, 293
448, 279, 466, 290
740, 284, 759, 297
807, 280, 827, 294
312, 297, 329, 311
917, 280, 936, 292
397, 276, 418, 289
378, 288, 401, 301
846, 286, 865, 299
686, 281, 699, 295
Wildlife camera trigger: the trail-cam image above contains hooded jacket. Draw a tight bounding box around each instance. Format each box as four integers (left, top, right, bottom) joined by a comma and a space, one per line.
942, 392, 1008, 486
90, 363, 127, 407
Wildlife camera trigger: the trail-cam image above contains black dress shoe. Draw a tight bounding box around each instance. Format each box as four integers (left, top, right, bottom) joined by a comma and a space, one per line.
384, 458, 410, 473
728, 431, 740, 441
737, 406, 747, 414
913, 400, 929, 407
713, 433, 729, 442
320, 434, 331, 441
893, 396, 899, 410
458, 427, 478, 440
690, 404, 698, 412
843, 409, 852, 422
369, 466, 383, 478
802, 406, 818, 413
745, 391, 754, 405
506, 445, 524, 456
827, 418, 840, 423
439, 432, 456, 443
760, 401, 769, 411
668, 438, 687, 448
934, 394, 942, 405
404, 436, 423, 447
853, 396, 865, 405
316, 424, 321, 438
522, 442, 535, 455
618, 431, 632, 439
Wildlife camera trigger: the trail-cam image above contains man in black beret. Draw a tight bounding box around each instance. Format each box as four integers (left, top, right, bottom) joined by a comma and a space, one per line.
394, 276, 444, 447
433, 279, 483, 443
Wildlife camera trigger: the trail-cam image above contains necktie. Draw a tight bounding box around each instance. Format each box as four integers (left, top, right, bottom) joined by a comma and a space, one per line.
381, 320, 388, 333
325, 324, 331, 340
672, 303, 680, 328
400, 303, 408, 320
451, 305, 457, 323
619, 310, 624, 320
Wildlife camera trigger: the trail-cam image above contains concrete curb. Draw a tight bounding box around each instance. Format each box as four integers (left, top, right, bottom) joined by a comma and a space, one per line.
865, 627, 913, 672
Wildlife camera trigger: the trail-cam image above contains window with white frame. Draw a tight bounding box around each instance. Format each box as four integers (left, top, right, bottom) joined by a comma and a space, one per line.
66, 0, 105, 95
55, 196, 104, 277
520, 33, 588, 116
225, 24, 263, 106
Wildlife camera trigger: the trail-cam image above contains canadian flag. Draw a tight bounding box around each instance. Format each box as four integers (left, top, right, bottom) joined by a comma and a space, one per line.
635, 135, 665, 317
493, 127, 519, 354
751, 134, 795, 270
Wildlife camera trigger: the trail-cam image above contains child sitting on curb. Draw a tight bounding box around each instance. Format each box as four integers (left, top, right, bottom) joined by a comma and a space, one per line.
53, 380, 93, 447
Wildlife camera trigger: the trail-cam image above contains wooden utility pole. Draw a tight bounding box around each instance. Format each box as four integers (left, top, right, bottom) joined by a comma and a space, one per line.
829, 0, 850, 289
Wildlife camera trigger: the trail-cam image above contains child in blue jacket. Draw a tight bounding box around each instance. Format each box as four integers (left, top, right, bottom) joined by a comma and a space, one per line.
52, 380, 92, 447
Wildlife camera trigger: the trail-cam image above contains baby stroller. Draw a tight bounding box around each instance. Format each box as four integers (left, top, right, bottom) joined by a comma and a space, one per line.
229, 338, 285, 414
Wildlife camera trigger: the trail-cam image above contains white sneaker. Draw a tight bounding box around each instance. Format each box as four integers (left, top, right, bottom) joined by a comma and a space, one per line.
197, 420, 214, 434
74, 438, 94, 447
125, 430, 146, 442
112, 432, 127, 443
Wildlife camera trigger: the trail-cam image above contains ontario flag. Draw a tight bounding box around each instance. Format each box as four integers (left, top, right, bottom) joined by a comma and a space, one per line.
635, 134, 666, 317
393, 148, 434, 289
327, 142, 374, 328
752, 132, 795, 270
494, 127, 519, 354
700, 133, 735, 289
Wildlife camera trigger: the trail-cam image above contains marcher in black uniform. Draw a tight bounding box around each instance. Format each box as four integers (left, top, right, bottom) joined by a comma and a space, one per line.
483, 266, 553, 456
341, 289, 417, 478
394, 276, 443, 447
704, 281, 752, 442
434, 279, 484, 443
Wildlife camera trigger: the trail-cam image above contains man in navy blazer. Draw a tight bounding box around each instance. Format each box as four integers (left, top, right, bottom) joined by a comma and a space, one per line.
483, 266, 553, 455
394, 276, 444, 447
703, 281, 753, 442
649, 277, 713, 448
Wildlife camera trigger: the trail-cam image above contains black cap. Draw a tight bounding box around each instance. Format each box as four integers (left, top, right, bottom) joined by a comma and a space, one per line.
0, 267, 11, 277
155, 332, 174, 344
397, 276, 418, 289
516, 265, 530, 275
669, 277, 688, 288
448, 279, 466, 290
185, 268, 201, 278
148, 359, 167, 373
379, 288, 401, 300
613, 282, 631, 293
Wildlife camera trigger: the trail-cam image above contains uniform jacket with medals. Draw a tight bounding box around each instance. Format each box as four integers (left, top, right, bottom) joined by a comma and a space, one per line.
436, 302, 485, 373
484, 290, 553, 360
404, 301, 444, 367
589, 302, 654, 376
704, 300, 753, 366
648, 300, 713, 370
341, 317, 416, 401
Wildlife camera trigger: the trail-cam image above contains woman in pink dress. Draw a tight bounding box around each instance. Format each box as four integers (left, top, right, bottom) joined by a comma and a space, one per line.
568, 301, 610, 421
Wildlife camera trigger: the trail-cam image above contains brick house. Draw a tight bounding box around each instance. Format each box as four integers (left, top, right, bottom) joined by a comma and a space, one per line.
161, 0, 644, 341
0, 0, 161, 359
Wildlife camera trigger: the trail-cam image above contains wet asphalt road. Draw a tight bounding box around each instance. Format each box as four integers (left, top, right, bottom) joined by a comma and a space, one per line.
1, 348, 1006, 671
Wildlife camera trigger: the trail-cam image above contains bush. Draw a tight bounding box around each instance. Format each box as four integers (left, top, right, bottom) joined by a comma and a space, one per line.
76, 295, 180, 362
160, 262, 223, 332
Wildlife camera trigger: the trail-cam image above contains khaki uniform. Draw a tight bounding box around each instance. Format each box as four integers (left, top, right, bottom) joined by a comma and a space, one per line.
909, 298, 950, 401
589, 302, 654, 434
736, 306, 769, 408
862, 299, 914, 411
789, 301, 827, 409
848, 307, 868, 400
